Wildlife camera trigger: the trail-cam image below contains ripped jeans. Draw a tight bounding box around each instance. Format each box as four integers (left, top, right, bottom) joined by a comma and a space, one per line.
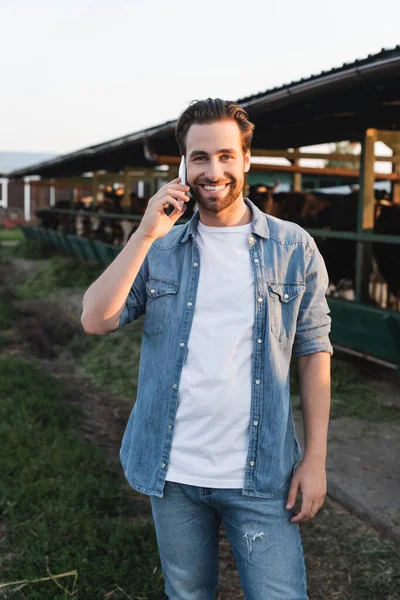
149, 481, 309, 600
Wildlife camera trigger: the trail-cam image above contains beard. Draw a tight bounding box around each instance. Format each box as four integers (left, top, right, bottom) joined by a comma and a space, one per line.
189, 177, 243, 214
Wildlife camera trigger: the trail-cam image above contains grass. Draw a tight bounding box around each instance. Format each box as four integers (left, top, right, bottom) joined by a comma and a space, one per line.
0, 333, 12, 346
0, 227, 24, 241
1, 286, 400, 599
0, 356, 166, 600
17, 256, 104, 300
0, 296, 15, 330
60, 318, 144, 400
290, 355, 400, 425
0, 238, 58, 262
302, 498, 400, 599
1, 355, 399, 600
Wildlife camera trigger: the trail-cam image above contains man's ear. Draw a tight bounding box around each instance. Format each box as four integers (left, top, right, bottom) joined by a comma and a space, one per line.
244, 150, 251, 173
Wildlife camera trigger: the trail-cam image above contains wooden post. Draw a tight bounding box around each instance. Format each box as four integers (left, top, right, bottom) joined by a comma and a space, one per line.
0, 178, 8, 209
355, 128, 377, 303
92, 172, 99, 210
292, 158, 302, 191
358, 128, 377, 230
393, 159, 400, 205
24, 177, 31, 221
49, 179, 56, 207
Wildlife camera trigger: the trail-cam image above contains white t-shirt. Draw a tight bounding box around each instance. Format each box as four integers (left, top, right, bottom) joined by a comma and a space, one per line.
165, 219, 255, 488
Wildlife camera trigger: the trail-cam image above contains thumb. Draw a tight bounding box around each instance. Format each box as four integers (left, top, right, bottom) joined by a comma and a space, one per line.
286, 478, 299, 509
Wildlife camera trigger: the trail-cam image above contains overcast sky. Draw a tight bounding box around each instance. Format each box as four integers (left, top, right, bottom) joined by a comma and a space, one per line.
1, 0, 399, 155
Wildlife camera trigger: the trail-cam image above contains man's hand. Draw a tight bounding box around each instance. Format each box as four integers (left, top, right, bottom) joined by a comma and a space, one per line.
286, 455, 327, 523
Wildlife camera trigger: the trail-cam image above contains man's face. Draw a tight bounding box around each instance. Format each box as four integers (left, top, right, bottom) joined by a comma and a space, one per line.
185, 120, 251, 214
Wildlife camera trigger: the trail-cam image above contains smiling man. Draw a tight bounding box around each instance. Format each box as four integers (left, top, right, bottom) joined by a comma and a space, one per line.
81, 98, 333, 600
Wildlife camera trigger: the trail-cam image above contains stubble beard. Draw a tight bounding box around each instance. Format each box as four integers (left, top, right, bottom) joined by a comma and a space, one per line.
189, 178, 244, 214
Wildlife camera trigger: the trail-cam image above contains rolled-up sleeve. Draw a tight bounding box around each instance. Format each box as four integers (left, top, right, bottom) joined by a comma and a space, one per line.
292, 241, 333, 357
117, 257, 148, 329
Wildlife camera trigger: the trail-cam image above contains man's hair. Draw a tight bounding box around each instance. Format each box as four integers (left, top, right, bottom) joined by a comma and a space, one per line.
175, 98, 255, 157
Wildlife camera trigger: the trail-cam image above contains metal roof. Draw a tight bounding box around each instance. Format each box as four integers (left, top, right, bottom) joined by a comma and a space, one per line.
9, 46, 400, 179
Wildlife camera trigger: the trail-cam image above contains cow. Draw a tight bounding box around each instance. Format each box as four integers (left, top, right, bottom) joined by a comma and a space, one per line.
372, 202, 400, 310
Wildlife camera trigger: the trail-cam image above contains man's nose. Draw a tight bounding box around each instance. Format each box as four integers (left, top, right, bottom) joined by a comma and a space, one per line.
204, 159, 224, 182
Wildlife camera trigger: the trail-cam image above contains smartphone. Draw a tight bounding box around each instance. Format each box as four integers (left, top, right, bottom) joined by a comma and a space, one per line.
176, 156, 187, 211
178, 155, 186, 186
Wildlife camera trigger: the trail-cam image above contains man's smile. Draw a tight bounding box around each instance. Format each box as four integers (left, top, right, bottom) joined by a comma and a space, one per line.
198, 183, 232, 194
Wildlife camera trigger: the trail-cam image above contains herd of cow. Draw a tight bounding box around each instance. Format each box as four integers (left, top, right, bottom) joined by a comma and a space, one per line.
35, 184, 400, 311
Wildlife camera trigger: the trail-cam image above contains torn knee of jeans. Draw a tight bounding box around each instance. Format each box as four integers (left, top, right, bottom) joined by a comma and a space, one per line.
243, 531, 265, 564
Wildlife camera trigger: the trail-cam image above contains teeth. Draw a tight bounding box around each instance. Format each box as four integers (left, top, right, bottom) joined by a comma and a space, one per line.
204, 185, 226, 191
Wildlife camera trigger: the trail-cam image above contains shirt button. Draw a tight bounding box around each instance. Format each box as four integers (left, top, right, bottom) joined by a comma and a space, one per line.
257, 297, 263, 303
284, 293, 289, 299
253, 420, 259, 426
257, 338, 262, 344
250, 461, 255, 466
172, 383, 178, 389
180, 342, 185, 347
254, 258, 259, 263
151, 289, 156, 294
187, 302, 193, 307
161, 463, 166, 468
193, 262, 198, 267
167, 425, 172, 430
255, 379, 260, 384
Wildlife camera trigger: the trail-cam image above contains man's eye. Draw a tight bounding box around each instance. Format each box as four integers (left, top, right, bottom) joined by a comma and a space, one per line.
194, 157, 205, 161
221, 155, 232, 160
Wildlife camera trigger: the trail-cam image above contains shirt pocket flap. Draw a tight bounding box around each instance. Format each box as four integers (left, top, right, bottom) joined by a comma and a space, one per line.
145, 278, 179, 298
268, 283, 305, 303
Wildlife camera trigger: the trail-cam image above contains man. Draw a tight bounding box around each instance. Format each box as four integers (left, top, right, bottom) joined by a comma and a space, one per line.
81, 98, 332, 600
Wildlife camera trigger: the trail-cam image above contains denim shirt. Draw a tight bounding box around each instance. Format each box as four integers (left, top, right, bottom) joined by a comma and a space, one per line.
117, 197, 333, 499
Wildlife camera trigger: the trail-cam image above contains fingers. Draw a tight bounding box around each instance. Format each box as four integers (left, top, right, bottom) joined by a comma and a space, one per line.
290, 499, 323, 523
167, 178, 190, 191
309, 501, 320, 519
165, 188, 190, 202
290, 498, 313, 523
286, 479, 299, 510
160, 196, 185, 214
169, 203, 187, 221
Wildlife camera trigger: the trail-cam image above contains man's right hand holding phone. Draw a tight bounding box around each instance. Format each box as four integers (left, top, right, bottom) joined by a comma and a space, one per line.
137, 177, 190, 242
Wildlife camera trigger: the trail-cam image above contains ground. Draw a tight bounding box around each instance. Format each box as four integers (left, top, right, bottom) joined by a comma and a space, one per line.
1, 254, 400, 599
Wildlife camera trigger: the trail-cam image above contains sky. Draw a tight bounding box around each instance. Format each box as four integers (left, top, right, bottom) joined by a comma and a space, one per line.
1, 0, 400, 155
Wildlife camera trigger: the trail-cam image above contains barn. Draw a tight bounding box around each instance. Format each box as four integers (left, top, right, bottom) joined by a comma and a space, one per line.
7, 46, 400, 368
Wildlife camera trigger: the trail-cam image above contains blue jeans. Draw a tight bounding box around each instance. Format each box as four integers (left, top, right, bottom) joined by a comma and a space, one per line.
150, 481, 309, 600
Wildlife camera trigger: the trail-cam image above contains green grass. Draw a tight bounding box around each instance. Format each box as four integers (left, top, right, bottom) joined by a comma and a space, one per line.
17, 257, 104, 300
0, 333, 12, 346
0, 238, 58, 261
0, 227, 24, 241
0, 356, 166, 599
60, 318, 144, 399
0, 296, 15, 330
291, 355, 400, 424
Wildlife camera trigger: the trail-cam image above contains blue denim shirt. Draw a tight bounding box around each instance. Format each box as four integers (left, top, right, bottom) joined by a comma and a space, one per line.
117, 197, 333, 499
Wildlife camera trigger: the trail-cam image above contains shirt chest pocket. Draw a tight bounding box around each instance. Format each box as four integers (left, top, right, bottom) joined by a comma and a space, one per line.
267, 283, 306, 342
144, 278, 179, 336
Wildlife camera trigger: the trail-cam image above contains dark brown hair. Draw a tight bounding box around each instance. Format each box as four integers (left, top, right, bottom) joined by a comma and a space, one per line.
175, 98, 255, 156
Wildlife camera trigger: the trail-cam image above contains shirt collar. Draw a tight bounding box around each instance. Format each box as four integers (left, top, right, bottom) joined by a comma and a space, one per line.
180, 197, 269, 243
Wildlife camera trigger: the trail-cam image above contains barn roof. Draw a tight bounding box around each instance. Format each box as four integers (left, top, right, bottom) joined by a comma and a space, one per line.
9, 46, 400, 179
